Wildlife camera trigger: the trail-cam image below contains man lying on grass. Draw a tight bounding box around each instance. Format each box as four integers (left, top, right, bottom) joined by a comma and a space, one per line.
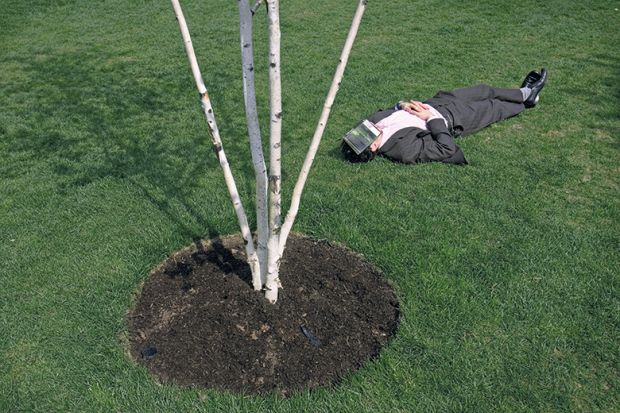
341, 69, 548, 164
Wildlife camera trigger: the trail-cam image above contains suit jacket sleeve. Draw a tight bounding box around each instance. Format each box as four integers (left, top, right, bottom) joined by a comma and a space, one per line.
419, 118, 459, 162
367, 108, 467, 165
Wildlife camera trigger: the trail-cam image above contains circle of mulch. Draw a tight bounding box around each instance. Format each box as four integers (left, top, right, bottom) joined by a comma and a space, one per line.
127, 234, 400, 396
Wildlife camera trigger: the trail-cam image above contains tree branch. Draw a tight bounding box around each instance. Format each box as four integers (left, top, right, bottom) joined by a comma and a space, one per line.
264, 0, 283, 304
171, 0, 261, 286
278, 0, 368, 258
239, 0, 269, 289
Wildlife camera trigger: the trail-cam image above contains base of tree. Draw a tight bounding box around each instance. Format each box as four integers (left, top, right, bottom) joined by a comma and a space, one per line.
127, 234, 400, 396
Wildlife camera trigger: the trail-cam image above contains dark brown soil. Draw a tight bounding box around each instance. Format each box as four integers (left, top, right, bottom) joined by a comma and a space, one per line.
127, 234, 399, 396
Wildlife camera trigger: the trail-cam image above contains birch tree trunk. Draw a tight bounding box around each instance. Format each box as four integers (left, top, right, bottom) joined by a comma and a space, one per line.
172, 0, 367, 303
171, 0, 261, 287
278, 0, 368, 259
264, 0, 283, 303
238, 0, 268, 289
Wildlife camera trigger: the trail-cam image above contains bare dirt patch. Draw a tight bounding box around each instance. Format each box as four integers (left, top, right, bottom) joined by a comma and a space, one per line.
127, 234, 399, 396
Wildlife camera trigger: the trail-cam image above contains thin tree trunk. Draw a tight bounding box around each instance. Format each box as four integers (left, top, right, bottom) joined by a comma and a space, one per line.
264, 0, 282, 304
278, 0, 368, 259
171, 0, 261, 286
238, 0, 268, 289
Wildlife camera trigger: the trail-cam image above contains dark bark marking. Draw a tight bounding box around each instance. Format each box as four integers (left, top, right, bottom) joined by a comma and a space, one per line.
269, 175, 280, 193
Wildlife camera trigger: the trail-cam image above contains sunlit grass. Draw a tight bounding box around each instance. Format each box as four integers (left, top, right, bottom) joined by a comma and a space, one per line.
1, 0, 618, 411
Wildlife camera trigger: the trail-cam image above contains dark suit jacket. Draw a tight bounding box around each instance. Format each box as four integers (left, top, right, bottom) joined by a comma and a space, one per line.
368, 109, 467, 165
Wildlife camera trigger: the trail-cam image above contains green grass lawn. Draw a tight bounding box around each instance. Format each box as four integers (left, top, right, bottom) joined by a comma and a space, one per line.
1, 0, 618, 411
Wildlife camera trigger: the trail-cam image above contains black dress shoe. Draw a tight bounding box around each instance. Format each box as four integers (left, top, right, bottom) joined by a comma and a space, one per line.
521, 70, 541, 88
524, 68, 548, 108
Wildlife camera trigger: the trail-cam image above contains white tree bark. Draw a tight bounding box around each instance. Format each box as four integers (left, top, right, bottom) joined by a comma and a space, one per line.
172, 0, 367, 303
264, 0, 282, 304
278, 0, 368, 259
238, 0, 268, 289
171, 0, 261, 286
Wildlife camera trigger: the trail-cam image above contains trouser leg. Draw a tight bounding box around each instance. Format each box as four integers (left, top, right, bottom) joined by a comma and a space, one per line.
425, 84, 525, 136
455, 99, 525, 135
429, 84, 524, 104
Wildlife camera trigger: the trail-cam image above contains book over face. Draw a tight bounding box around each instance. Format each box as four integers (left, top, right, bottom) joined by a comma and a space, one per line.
343, 119, 381, 155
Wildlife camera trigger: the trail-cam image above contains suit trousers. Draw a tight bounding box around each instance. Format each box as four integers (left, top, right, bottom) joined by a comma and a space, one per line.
425, 84, 525, 136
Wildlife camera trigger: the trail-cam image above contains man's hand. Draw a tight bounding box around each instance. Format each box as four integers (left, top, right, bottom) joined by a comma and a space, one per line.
400, 100, 433, 121
369, 134, 382, 152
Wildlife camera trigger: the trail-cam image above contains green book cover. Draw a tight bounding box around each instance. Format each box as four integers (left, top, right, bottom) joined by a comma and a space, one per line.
343, 119, 381, 155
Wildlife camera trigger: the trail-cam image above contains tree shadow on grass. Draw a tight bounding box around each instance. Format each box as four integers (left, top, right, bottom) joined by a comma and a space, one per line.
4, 48, 266, 242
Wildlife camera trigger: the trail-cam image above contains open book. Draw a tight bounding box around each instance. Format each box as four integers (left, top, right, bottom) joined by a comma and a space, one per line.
342, 119, 381, 155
